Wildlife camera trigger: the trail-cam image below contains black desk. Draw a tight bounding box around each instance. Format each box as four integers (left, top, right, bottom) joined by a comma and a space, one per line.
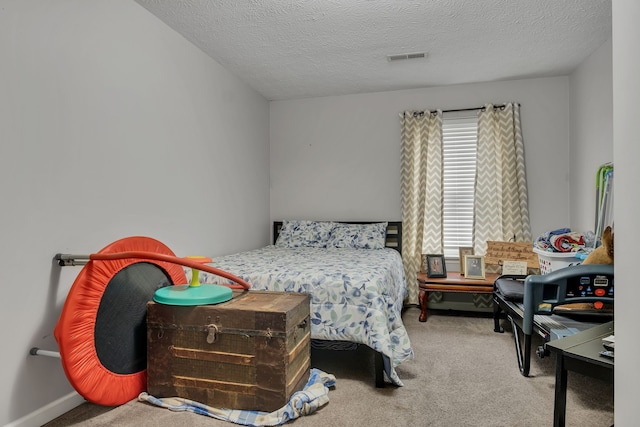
545, 321, 614, 427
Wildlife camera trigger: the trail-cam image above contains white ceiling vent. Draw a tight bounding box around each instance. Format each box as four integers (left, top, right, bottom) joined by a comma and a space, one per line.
387, 52, 427, 62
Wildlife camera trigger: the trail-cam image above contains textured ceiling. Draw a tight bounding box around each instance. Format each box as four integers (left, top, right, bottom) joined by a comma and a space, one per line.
134, 0, 612, 101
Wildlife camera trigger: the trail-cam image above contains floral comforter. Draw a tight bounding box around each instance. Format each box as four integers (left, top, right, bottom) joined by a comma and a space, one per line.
191, 245, 413, 386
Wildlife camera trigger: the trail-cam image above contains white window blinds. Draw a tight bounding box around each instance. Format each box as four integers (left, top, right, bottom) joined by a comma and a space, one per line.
442, 115, 478, 258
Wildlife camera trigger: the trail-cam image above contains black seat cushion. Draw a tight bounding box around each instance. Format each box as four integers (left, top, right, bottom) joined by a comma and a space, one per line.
495, 277, 525, 302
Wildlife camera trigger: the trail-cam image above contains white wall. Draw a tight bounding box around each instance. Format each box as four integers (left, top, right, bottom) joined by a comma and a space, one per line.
270, 77, 570, 239
569, 39, 613, 232
0, 1, 269, 425
567, 12, 640, 423
612, 1, 640, 425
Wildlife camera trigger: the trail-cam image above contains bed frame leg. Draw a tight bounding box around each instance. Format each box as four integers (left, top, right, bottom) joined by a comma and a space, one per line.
374, 351, 385, 388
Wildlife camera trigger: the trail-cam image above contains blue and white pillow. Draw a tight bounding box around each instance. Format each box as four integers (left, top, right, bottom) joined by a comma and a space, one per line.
326, 222, 388, 249
275, 220, 335, 248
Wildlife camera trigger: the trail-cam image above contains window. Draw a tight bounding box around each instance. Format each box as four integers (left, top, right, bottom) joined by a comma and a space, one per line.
442, 115, 478, 258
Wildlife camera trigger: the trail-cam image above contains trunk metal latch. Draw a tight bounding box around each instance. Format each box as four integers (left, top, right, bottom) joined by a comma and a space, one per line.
206, 324, 219, 344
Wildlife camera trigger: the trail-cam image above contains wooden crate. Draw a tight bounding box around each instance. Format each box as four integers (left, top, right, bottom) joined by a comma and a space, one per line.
147, 291, 310, 412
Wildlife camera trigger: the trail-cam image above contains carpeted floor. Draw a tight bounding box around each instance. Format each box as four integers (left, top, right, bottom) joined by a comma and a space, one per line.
43, 307, 614, 426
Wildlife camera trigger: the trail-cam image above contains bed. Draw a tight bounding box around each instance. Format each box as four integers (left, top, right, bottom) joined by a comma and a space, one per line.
192, 220, 413, 387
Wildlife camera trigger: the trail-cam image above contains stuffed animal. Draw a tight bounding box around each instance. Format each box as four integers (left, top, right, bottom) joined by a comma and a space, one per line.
582, 226, 614, 265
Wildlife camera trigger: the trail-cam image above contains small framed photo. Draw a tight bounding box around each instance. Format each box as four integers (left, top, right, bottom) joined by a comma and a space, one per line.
458, 247, 474, 272
426, 254, 447, 278
464, 255, 485, 280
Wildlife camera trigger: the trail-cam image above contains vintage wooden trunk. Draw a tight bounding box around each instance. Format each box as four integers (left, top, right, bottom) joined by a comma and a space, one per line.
146, 291, 310, 412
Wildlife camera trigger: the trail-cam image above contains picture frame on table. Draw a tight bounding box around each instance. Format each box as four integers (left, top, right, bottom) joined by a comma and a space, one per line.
458, 247, 474, 273
464, 255, 485, 280
426, 254, 447, 278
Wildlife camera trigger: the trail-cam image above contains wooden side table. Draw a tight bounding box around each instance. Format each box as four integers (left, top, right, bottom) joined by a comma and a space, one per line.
418, 271, 500, 322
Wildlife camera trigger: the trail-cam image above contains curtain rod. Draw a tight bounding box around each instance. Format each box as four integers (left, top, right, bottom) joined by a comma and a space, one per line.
444, 105, 505, 113
404, 103, 519, 117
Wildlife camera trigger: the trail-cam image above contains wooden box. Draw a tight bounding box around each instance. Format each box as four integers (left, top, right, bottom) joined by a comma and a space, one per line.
146, 291, 311, 412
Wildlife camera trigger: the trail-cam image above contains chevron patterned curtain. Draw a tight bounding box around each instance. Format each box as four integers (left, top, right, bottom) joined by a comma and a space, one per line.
400, 110, 443, 304
474, 103, 532, 255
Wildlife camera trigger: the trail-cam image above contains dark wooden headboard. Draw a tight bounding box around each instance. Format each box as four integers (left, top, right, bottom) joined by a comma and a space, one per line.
273, 221, 402, 254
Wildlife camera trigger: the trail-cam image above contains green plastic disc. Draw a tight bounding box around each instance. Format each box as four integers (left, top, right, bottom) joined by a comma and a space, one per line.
153, 283, 232, 306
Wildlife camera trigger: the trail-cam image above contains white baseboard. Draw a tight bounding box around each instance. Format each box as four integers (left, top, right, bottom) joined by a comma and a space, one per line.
5, 392, 85, 427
